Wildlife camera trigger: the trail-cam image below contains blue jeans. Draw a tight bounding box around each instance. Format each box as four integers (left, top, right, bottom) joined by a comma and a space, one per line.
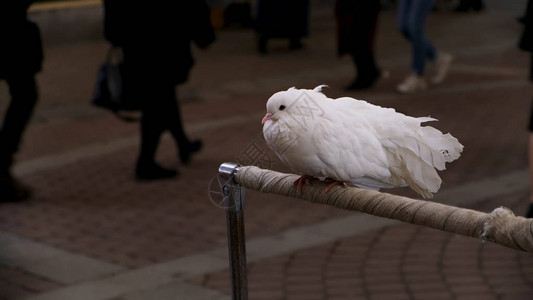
397, 0, 437, 75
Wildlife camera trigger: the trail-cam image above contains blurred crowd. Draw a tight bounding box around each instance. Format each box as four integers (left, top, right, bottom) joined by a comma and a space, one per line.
3, 0, 533, 220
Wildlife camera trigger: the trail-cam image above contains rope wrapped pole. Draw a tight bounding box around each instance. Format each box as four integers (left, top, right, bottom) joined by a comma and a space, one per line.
232, 165, 533, 252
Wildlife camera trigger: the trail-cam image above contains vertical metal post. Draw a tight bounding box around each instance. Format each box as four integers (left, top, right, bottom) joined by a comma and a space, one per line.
219, 163, 248, 300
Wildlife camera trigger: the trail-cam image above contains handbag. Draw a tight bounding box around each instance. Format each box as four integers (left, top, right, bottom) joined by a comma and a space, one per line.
92, 46, 140, 121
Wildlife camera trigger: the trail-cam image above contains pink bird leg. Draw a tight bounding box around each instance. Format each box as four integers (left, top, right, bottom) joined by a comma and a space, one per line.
325, 178, 348, 192
293, 175, 318, 195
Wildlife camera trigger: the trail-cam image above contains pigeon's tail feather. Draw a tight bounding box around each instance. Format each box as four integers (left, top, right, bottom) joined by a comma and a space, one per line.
387, 125, 463, 198
386, 148, 439, 199
418, 127, 463, 167
403, 149, 441, 198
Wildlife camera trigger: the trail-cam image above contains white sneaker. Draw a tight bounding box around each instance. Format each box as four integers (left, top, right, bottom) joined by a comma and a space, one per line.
431, 53, 453, 84
397, 74, 428, 93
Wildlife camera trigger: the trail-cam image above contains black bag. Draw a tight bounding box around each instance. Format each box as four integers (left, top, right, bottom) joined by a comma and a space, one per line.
92, 47, 140, 121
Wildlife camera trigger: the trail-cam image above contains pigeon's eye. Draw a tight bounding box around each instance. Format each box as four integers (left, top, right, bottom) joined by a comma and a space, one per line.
279, 105, 286, 111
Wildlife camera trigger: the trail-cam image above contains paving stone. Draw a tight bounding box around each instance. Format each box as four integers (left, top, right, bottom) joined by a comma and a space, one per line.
412, 291, 455, 300
0, 264, 62, 298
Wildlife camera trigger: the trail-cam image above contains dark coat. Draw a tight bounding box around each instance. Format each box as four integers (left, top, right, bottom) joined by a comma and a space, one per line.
520, 0, 533, 52
335, 0, 380, 56
0, 1, 43, 79
103, 0, 215, 85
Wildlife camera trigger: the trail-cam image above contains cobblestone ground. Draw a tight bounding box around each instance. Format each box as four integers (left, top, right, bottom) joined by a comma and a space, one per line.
189, 192, 533, 300
0, 1, 532, 299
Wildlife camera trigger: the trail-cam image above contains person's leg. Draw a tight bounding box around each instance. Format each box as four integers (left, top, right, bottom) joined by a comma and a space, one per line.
289, 36, 303, 50
410, 0, 453, 85
122, 47, 178, 180
396, 0, 411, 41
0, 75, 38, 201
135, 82, 178, 179
0, 75, 38, 176
258, 35, 268, 54
348, 50, 381, 90
138, 110, 164, 166
347, 0, 381, 90
160, 85, 202, 164
396, 0, 428, 93
526, 101, 533, 218
472, 0, 485, 11
454, 0, 471, 12
406, 0, 436, 76
530, 53, 533, 81
526, 133, 533, 218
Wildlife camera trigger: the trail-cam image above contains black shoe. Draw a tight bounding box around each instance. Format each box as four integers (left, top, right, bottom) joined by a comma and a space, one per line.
472, 3, 485, 12
453, 5, 470, 12
345, 78, 376, 91
179, 140, 203, 165
345, 70, 382, 91
135, 161, 178, 180
258, 36, 268, 54
0, 175, 31, 202
289, 38, 304, 50
526, 203, 533, 218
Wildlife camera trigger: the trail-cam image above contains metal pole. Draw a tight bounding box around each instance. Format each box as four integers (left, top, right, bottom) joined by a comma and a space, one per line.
219, 163, 248, 300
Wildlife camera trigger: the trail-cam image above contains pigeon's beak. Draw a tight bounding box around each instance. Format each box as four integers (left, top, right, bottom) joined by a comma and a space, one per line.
261, 113, 272, 125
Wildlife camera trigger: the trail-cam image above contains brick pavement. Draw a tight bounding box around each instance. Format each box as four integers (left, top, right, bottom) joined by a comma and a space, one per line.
189, 193, 533, 300
1, 1, 533, 299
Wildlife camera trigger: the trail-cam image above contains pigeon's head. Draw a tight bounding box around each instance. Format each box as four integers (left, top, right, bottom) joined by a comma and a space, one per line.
262, 86, 328, 125
261, 90, 293, 125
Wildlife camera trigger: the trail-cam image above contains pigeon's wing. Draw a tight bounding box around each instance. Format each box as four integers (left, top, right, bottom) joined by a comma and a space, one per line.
329, 96, 463, 198
311, 103, 394, 186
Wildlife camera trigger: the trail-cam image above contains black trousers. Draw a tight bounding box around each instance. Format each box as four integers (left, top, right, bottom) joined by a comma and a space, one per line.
0, 75, 38, 174
336, 0, 381, 81
137, 79, 189, 164
121, 46, 191, 164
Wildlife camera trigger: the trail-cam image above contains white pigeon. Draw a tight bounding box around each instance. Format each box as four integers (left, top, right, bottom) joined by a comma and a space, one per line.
261, 85, 463, 198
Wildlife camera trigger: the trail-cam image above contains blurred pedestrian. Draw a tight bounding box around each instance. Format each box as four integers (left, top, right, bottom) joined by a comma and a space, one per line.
255, 0, 310, 53
103, 0, 215, 180
0, 1, 43, 202
454, 0, 485, 12
396, 0, 453, 93
527, 104, 533, 218
519, 0, 533, 218
520, 0, 533, 82
335, 0, 384, 90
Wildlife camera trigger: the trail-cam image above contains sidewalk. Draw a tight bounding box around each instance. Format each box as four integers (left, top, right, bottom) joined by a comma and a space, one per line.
1, 1, 533, 299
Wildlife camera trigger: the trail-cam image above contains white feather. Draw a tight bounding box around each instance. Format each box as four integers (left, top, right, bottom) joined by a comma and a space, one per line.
262, 86, 464, 198
313, 85, 328, 93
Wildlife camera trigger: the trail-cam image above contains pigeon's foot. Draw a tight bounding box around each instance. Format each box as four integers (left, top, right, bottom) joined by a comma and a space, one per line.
325, 179, 348, 192
293, 175, 318, 195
